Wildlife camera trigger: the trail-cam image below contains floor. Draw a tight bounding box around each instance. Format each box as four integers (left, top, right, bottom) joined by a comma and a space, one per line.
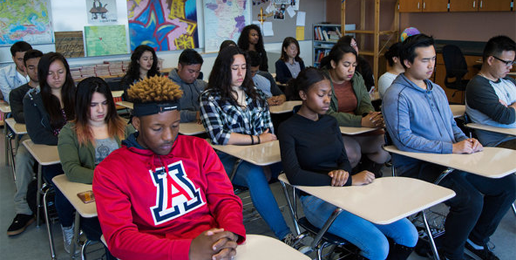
0, 127, 514, 260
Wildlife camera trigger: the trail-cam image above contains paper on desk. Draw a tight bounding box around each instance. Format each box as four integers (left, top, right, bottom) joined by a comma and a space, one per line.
263, 22, 274, 37
296, 26, 305, 41
286, 6, 296, 18
296, 11, 306, 26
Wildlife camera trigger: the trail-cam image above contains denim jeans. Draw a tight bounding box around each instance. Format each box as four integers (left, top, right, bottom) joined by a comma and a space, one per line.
217, 151, 291, 239
396, 161, 516, 260
300, 195, 418, 260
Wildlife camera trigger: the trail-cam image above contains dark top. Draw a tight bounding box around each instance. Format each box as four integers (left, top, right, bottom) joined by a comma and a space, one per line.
357, 56, 374, 91
258, 49, 269, 72
9, 83, 32, 123
275, 59, 306, 84
23, 89, 60, 145
278, 113, 352, 186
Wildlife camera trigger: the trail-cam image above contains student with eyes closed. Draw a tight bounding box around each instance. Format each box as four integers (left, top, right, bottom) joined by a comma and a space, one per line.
120, 45, 160, 100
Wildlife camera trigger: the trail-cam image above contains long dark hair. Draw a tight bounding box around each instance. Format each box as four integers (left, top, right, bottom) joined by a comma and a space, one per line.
121, 45, 159, 85
38, 52, 75, 130
207, 46, 261, 106
74, 77, 126, 145
280, 37, 302, 63
320, 44, 357, 70
238, 24, 265, 53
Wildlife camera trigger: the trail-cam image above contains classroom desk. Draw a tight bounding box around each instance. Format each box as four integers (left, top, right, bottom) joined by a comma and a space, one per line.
339, 126, 378, 135
179, 122, 205, 136
383, 145, 516, 179
0, 101, 11, 113
450, 104, 465, 119
507, 71, 516, 76
4, 118, 27, 177
52, 174, 96, 258
465, 123, 516, 136
116, 101, 133, 109
5, 118, 27, 134
269, 101, 301, 114
236, 234, 310, 260
211, 140, 280, 166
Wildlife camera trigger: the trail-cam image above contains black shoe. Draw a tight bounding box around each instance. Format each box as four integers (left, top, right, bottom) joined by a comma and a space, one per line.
465, 242, 499, 260
7, 214, 35, 236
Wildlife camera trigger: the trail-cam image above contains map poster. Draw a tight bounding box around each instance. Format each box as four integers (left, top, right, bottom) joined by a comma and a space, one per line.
86, 0, 118, 24
84, 25, 128, 57
203, 0, 251, 53
55, 31, 85, 58
127, 0, 199, 52
0, 0, 54, 46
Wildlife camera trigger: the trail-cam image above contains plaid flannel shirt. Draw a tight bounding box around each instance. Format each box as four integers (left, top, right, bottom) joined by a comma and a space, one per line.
200, 88, 273, 145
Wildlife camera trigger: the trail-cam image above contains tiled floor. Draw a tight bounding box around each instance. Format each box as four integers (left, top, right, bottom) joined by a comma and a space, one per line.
0, 128, 514, 259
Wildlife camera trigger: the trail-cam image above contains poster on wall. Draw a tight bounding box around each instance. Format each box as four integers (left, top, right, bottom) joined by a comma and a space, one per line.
84, 25, 128, 56
203, 0, 251, 53
86, 0, 118, 23
55, 31, 85, 58
127, 0, 199, 52
0, 0, 54, 46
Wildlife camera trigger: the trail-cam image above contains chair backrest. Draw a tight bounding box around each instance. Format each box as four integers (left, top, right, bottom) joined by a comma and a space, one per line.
442, 45, 468, 80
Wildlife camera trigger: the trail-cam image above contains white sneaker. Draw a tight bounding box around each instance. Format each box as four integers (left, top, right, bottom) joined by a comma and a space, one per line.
61, 224, 80, 254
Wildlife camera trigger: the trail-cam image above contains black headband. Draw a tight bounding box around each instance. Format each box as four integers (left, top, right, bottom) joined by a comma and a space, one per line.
133, 101, 180, 117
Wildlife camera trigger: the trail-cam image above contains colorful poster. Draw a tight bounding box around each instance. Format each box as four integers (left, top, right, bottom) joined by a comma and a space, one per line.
55, 31, 85, 58
0, 0, 53, 46
203, 0, 251, 53
127, 0, 198, 52
84, 25, 128, 56
86, 0, 118, 23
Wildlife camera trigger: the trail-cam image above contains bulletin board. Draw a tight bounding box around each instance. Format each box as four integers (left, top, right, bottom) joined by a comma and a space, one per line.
250, 0, 327, 43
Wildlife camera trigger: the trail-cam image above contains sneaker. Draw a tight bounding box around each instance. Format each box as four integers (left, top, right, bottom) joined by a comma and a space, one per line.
281, 233, 297, 247
465, 242, 499, 260
7, 214, 35, 236
61, 224, 81, 254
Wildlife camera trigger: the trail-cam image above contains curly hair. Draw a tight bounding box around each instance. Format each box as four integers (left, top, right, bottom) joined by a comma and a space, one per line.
238, 24, 265, 53
127, 75, 183, 104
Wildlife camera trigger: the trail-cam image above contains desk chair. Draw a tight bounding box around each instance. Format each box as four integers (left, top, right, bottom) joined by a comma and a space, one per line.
442, 45, 469, 104
278, 174, 357, 260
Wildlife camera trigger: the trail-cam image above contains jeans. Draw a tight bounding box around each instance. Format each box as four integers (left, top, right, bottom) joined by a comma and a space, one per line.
14, 135, 36, 215
300, 195, 418, 260
217, 151, 291, 239
396, 161, 516, 260
42, 164, 75, 227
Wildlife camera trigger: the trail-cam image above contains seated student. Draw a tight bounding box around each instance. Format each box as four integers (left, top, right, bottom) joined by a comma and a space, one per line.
275, 37, 305, 84
6, 49, 42, 236
238, 24, 268, 72
321, 44, 389, 177
248, 50, 286, 106
279, 67, 417, 260
465, 35, 516, 148
0, 41, 32, 102
200, 46, 295, 244
58, 77, 132, 259
337, 36, 374, 91
93, 76, 245, 260
382, 34, 516, 260
23, 52, 78, 253
378, 42, 404, 99
120, 45, 160, 100
168, 49, 207, 123
219, 40, 237, 52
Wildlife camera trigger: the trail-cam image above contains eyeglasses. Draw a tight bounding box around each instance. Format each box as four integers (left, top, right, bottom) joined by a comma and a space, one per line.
492, 56, 516, 67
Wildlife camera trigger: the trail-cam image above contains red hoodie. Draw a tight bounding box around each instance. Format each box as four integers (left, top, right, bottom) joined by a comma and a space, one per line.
93, 134, 246, 260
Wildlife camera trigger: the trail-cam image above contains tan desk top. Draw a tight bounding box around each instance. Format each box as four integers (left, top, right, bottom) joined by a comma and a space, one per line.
466, 123, 516, 136
507, 71, 516, 76
339, 126, 378, 135
0, 102, 10, 113
269, 101, 301, 114
236, 234, 310, 260
279, 174, 455, 225
5, 118, 27, 135
52, 174, 97, 218
116, 101, 133, 109
179, 122, 205, 136
450, 104, 465, 119
384, 145, 516, 178
211, 140, 280, 166
22, 140, 60, 166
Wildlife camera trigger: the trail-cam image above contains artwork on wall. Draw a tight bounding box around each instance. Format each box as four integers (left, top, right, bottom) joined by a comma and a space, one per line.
55, 31, 85, 58
84, 25, 128, 56
127, 0, 199, 51
86, 0, 118, 23
0, 0, 54, 46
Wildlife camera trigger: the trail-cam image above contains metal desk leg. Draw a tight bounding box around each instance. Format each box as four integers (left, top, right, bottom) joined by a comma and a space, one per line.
71, 213, 81, 259
37, 164, 42, 227
423, 210, 441, 260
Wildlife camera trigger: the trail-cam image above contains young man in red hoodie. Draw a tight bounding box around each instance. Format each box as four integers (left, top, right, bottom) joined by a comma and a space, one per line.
93, 76, 246, 260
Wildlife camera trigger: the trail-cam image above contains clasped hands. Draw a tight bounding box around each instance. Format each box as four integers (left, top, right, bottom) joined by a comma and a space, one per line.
361, 111, 384, 128
328, 170, 375, 186
190, 228, 239, 260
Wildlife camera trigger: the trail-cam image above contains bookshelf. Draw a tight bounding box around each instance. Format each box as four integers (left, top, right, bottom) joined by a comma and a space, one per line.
312, 24, 356, 67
